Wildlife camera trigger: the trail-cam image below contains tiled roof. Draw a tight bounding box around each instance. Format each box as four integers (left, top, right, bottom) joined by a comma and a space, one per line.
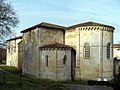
21, 22, 66, 33
113, 44, 120, 48
40, 43, 72, 49
66, 21, 115, 30
7, 36, 23, 41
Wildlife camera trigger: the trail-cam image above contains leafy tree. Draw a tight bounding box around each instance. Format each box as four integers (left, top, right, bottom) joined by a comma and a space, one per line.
0, 0, 19, 42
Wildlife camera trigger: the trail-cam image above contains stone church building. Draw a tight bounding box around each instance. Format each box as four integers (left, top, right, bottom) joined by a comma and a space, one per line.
6, 36, 22, 67
65, 22, 114, 81
6, 21, 115, 81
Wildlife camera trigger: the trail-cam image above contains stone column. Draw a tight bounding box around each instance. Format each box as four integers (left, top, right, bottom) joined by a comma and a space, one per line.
99, 28, 103, 80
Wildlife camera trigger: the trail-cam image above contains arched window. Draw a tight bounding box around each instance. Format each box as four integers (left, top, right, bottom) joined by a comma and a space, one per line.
84, 43, 90, 58
45, 55, 48, 66
107, 43, 110, 59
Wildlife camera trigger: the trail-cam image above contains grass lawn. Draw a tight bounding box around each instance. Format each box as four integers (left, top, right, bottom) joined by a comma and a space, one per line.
0, 66, 68, 90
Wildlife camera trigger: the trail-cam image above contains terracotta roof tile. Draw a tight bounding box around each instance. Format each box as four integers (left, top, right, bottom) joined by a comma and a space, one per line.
66, 21, 115, 30
113, 44, 120, 48
40, 43, 72, 49
21, 22, 66, 33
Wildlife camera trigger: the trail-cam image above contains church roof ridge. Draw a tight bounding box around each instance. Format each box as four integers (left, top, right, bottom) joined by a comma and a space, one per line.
66, 21, 115, 30
21, 22, 66, 33
113, 44, 120, 48
7, 36, 23, 41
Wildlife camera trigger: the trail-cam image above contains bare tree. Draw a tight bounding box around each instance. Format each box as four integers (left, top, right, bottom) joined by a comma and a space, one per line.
0, 0, 19, 42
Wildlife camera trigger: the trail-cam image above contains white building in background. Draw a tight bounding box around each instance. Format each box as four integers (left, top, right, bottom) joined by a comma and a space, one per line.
113, 44, 120, 59
6, 36, 22, 68
113, 44, 120, 75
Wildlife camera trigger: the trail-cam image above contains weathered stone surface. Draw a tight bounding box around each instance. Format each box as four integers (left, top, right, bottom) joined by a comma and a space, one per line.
22, 27, 64, 77
39, 49, 73, 80
65, 25, 114, 80
7, 21, 114, 81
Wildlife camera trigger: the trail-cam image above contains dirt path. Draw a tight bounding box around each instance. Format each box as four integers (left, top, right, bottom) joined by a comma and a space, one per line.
67, 84, 113, 90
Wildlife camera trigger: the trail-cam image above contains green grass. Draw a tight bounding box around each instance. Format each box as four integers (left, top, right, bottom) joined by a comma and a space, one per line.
0, 66, 68, 90
0, 66, 21, 74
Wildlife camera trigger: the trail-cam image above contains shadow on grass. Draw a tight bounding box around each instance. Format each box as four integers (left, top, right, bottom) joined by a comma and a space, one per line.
0, 66, 68, 90
59, 80, 88, 85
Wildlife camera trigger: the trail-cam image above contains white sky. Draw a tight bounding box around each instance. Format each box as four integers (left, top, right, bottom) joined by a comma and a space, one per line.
7, 0, 120, 43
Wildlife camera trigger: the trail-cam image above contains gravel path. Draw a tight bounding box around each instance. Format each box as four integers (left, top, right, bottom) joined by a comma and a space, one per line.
67, 84, 113, 90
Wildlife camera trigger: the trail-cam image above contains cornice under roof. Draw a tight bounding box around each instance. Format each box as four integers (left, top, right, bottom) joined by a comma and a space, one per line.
40, 43, 72, 49
113, 44, 120, 48
7, 36, 23, 41
66, 21, 115, 30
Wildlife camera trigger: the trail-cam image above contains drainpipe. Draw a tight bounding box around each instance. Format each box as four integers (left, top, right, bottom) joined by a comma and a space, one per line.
111, 31, 114, 77
63, 30, 65, 44
37, 27, 39, 78
56, 49, 58, 81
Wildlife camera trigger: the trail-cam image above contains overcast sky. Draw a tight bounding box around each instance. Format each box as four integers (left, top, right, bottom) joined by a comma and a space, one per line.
7, 0, 120, 43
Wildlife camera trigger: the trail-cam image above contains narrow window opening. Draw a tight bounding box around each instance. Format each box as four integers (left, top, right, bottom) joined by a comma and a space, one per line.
14, 40, 16, 52
84, 43, 90, 58
107, 43, 110, 59
8, 41, 10, 53
63, 55, 67, 65
45, 55, 48, 66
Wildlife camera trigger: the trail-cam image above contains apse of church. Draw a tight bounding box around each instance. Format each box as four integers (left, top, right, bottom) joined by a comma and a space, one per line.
65, 22, 114, 80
